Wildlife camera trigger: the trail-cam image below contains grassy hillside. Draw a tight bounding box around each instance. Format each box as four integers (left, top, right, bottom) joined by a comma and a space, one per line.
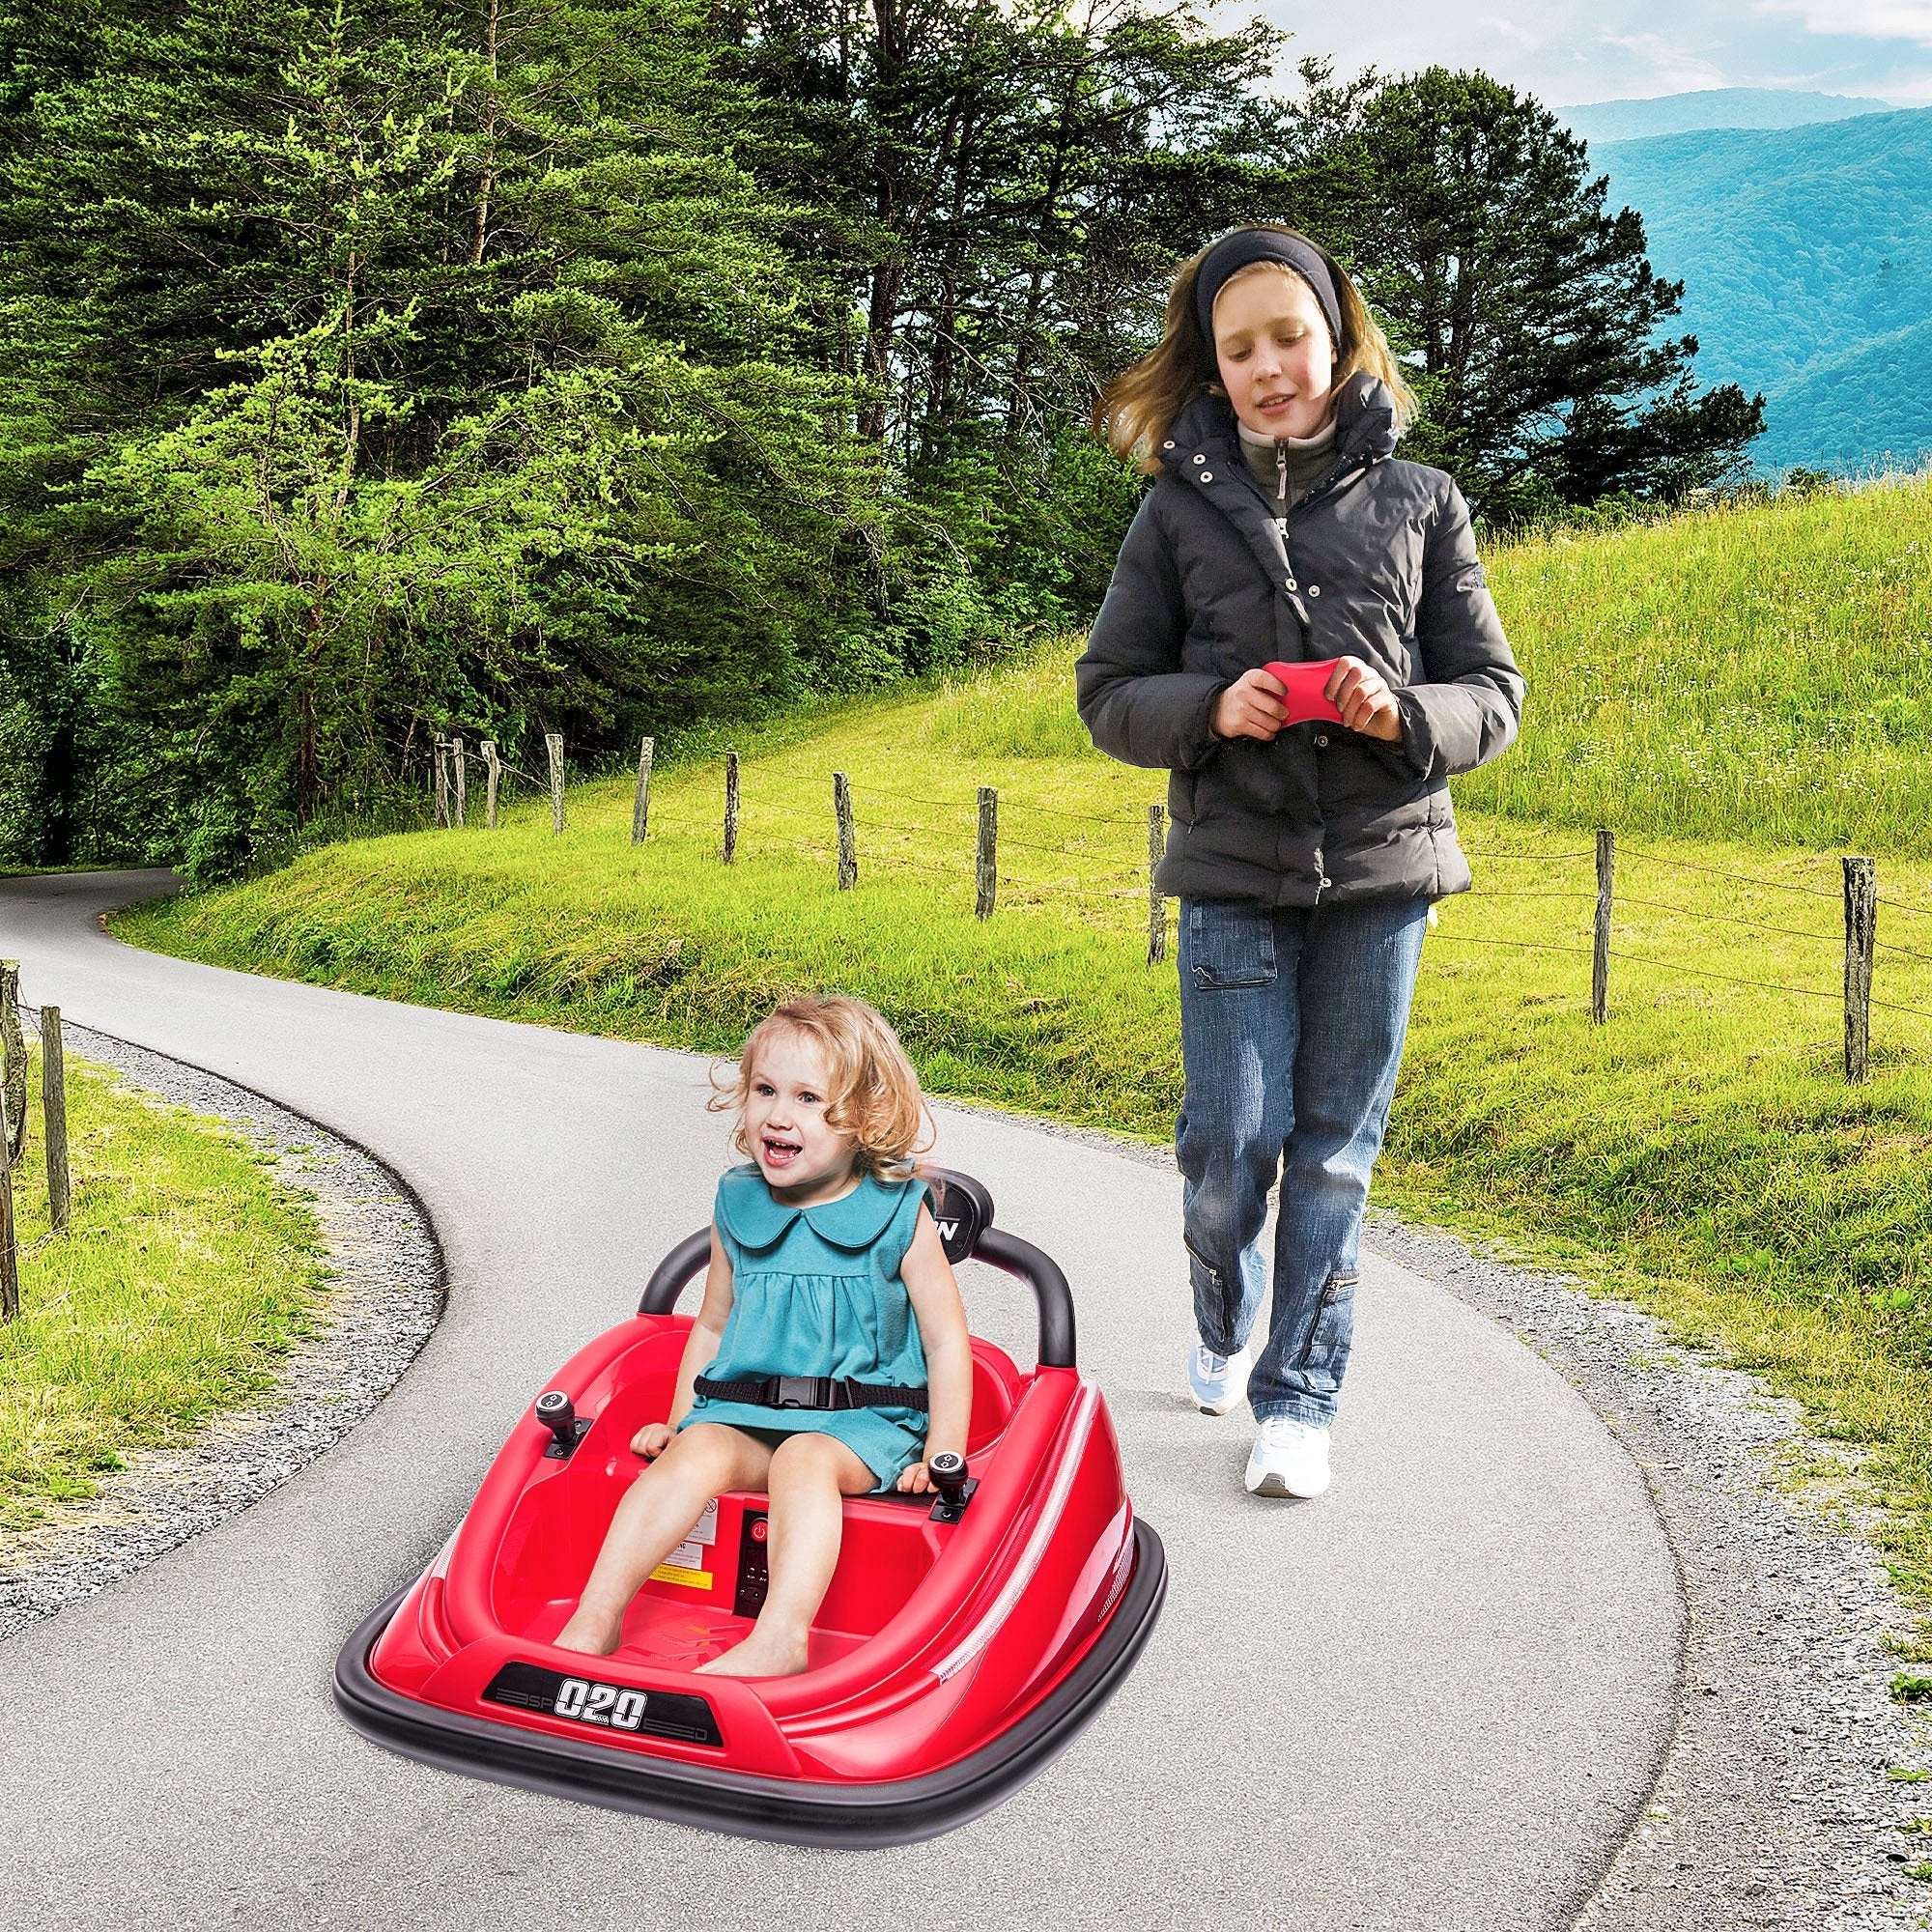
118, 478, 1932, 1609
1595, 107, 1932, 474
1479, 474, 1932, 850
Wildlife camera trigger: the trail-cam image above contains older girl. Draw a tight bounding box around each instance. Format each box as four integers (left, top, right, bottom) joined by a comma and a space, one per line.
555, 995, 973, 1674
1077, 225, 1522, 1499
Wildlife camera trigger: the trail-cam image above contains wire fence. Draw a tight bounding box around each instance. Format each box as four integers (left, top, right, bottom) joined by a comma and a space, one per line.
0, 972, 73, 1322
423, 731, 1924, 1084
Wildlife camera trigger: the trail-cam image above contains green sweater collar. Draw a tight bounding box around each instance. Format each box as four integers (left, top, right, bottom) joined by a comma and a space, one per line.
1236, 417, 1338, 510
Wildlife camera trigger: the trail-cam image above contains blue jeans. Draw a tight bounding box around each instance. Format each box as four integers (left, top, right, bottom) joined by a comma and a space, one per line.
1177, 895, 1429, 1428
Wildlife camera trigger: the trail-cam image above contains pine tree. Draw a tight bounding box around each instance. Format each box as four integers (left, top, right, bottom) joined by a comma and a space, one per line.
1297, 66, 1764, 521
0, 0, 891, 871
721, 0, 1303, 607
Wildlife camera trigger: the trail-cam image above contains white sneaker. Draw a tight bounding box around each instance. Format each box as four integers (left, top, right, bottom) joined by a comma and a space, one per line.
1188, 1343, 1253, 1416
1244, 1417, 1332, 1498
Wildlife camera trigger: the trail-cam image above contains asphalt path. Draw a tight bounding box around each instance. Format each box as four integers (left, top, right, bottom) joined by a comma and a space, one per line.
0, 871, 1681, 1931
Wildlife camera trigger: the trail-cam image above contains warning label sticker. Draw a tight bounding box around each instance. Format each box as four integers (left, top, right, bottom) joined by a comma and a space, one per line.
649, 1561, 713, 1591
644, 1502, 722, 1588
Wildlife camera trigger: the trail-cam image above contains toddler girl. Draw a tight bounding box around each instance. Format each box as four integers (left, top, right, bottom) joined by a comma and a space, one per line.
554, 994, 973, 1677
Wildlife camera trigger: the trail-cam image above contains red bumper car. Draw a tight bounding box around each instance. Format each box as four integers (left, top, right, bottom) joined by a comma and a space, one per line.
333, 1170, 1167, 1844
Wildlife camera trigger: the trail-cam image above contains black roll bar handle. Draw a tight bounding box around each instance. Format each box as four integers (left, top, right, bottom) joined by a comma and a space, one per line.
969, 1226, 1078, 1371
635, 1168, 1077, 1370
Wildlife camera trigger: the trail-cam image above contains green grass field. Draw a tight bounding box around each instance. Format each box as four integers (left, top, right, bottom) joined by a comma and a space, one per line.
0, 1040, 326, 1536
1471, 475, 1932, 852
117, 472, 1932, 1613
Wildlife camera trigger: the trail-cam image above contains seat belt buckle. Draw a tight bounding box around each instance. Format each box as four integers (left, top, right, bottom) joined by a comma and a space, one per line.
773, 1376, 831, 1409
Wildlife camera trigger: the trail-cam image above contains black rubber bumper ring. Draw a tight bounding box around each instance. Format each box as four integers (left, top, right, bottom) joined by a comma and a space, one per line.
331, 1518, 1168, 1847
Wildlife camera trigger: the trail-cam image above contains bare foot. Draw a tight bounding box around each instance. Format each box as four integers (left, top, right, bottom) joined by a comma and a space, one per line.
553, 1605, 624, 1656
695, 1630, 810, 1677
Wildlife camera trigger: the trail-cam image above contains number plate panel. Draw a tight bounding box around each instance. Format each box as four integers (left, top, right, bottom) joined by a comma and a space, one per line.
482, 1662, 723, 1746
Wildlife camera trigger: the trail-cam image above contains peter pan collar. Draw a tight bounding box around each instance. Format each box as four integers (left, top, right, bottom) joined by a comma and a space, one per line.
715, 1165, 919, 1253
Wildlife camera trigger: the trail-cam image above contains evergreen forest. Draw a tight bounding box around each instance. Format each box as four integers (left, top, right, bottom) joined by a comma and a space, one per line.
1594, 105, 1932, 477
0, 0, 1762, 880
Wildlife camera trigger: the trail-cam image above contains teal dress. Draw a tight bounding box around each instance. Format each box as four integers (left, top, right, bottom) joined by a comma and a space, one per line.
679, 1166, 933, 1489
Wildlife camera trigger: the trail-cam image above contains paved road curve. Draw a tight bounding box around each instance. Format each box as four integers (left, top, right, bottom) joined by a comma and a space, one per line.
0, 871, 1679, 1932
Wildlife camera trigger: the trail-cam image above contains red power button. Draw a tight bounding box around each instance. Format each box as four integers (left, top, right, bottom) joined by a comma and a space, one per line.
751, 1520, 768, 1543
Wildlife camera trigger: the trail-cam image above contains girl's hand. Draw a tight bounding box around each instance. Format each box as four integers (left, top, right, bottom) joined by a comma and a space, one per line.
1211, 668, 1292, 742
896, 1461, 934, 1494
1324, 657, 1405, 743
630, 1422, 674, 1460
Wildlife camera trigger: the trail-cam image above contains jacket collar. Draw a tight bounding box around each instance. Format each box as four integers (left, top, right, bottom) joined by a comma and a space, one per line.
715, 1163, 912, 1253
1161, 372, 1399, 487
1156, 375, 1399, 604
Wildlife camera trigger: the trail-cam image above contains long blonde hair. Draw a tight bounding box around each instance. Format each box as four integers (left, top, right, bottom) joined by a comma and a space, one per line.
711, 995, 934, 1182
1094, 224, 1415, 474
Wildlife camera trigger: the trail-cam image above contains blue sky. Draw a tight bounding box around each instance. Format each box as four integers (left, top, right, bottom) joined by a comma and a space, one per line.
1259, 1, 1932, 107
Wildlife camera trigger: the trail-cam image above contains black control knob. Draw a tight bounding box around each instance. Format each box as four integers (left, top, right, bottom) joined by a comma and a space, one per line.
534, 1390, 577, 1446
928, 1451, 969, 1509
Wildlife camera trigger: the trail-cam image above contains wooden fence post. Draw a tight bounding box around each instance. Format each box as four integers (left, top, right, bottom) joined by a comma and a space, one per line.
1147, 804, 1167, 964
632, 737, 655, 845
1592, 829, 1615, 1024
1843, 854, 1876, 1084
834, 772, 857, 890
0, 1081, 16, 1322
433, 738, 450, 829
451, 736, 467, 827
0, 961, 23, 1167
481, 741, 500, 830
42, 1004, 69, 1235
975, 786, 998, 920
546, 733, 565, 833
723, 752, 740, 864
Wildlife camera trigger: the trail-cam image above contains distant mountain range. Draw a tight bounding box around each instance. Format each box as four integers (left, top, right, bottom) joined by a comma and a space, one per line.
1582, 101, 1932, 477
1561, 88, 1895, 144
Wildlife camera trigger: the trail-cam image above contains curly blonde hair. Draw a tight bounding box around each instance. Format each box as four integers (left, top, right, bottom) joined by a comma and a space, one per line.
1094, 223, 1416, 474
710, 995, 934, 1181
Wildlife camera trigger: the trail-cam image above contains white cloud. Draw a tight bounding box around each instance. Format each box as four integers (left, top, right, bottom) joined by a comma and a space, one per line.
1595, 30, 1729, 91
1248, 0, 1932, 107
1757, 0, 1932, 43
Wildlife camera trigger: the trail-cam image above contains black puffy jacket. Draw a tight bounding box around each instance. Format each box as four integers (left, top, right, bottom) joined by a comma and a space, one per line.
1075, 376, 1523, 905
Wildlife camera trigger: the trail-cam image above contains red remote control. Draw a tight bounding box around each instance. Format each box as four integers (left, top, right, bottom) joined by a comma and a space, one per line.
1262, 659, 1345, 725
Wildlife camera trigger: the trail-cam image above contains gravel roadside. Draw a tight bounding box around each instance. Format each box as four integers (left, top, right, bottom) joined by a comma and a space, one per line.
0, 1016, 442, 1638
1365, 1215, 1932, 1932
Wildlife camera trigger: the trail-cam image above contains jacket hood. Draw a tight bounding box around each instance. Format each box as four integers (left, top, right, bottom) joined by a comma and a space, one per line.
1161, 372, 1400, 480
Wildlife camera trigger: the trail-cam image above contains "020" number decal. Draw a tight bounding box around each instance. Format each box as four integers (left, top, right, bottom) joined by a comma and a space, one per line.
553, 1676, 649, 1730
